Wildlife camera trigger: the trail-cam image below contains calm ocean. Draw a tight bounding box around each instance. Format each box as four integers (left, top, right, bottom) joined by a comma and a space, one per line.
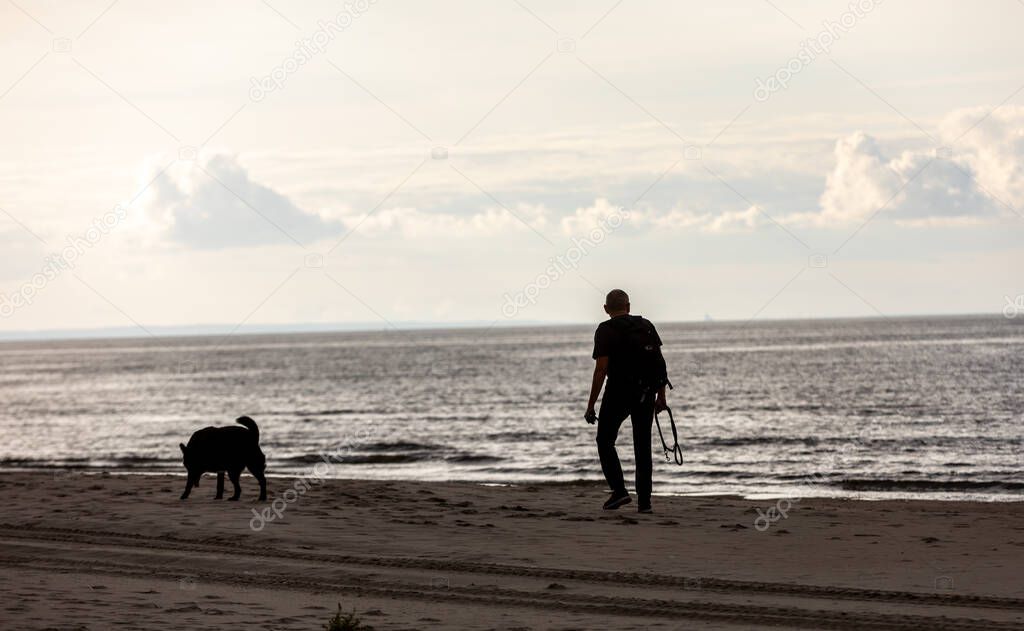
1, 315, 1021, 501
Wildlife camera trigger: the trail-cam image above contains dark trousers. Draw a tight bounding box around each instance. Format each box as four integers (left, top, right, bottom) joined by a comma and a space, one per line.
596, 389, 654, 503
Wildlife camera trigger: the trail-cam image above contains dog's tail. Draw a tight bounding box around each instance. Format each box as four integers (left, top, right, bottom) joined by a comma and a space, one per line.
236, 416, 259, 442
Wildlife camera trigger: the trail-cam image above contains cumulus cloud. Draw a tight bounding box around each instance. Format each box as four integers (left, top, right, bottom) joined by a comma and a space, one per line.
941, 106, 1024, 210
562, 198, 764, 236
557, 106, 1024, 237
705, 205, 765, 233
814, 132, 900, 224
336, 204, 550, 239
792, 106, 1024, 227
139, 154, 343, 249
132, 107, 1023, 250
560, 198, 623, 234
134, 152, 562, 246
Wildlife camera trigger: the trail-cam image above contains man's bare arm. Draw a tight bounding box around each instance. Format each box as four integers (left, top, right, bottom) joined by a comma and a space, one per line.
585, 356, 609, 422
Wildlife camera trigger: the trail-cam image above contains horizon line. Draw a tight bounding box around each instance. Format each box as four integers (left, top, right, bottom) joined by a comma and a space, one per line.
0, 311, 1010, 344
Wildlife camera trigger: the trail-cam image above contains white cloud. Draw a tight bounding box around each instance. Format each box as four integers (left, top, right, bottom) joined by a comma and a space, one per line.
941, 106, 1024, 211
704, 205, 764, 233
335, 204, 550, 239
137, 153, 343, 249
560, 198, 623, 235
813, 132, 899, 224
128, 107, 1024, 251
791, 107, 1024, 227
562, 198, 763, 236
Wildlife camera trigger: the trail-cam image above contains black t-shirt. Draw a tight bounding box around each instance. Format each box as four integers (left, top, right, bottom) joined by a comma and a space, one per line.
592, 314, 663, 390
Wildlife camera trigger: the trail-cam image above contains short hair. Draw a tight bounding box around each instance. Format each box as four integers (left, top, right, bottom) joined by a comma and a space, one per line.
605, 289, 629, 311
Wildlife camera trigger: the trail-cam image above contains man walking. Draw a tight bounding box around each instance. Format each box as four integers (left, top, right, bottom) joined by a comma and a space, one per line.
585, 289, 669, 514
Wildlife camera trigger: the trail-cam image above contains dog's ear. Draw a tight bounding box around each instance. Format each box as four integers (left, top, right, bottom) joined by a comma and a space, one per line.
179, 443, 187, 454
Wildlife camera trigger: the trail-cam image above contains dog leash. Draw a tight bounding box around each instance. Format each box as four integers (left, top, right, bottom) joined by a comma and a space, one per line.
654, 405, 683, 465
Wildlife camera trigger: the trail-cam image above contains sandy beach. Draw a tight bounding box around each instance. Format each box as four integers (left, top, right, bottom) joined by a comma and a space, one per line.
0, 472, 1022, 630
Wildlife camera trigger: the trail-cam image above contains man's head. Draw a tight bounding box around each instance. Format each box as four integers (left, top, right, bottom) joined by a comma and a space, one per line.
604, 289, 630, 316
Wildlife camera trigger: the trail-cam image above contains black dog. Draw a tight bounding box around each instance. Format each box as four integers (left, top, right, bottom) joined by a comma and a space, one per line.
179, 416, 267, 501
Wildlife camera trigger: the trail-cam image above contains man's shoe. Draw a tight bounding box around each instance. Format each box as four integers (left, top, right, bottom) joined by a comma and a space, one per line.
638, 504, 653, 514
602, 493, 632, 510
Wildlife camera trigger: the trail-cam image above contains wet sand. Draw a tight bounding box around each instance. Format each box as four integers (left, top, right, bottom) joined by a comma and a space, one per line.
1, 471, 1022, 629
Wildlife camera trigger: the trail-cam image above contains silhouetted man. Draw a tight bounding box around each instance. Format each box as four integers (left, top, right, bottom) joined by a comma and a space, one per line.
585, 289, 668, 514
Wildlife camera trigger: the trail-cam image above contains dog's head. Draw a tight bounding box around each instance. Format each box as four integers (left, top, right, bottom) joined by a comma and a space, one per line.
179, 443, 197, 471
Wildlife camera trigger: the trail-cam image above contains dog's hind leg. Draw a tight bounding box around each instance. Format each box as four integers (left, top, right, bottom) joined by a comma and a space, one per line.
215, 472, 225, 499
249, 465, 267, 501
227, 469, 242, 501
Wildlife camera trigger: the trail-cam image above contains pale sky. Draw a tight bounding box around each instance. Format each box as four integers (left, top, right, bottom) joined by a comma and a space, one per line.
1, 0, 1023, 334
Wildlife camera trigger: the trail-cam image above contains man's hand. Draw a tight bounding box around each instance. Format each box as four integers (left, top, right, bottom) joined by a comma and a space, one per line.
584, 407, 597, 424
655, 391, 668, 413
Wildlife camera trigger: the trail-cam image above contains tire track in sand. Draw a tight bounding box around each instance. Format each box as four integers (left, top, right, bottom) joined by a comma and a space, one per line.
2, 524, 1023, 630
1, 524, 1020, 611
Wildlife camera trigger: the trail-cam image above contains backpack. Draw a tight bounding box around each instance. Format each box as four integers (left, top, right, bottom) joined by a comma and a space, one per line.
610, 316, 669, 393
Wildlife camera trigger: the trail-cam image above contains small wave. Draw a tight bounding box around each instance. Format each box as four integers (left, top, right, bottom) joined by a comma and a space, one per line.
322, 440, 499, 466
444, 453, 502, 464
342, 454, 428, 464
261, 409, 386, 417
109, 455, 167, 465
481, 431, 560, 442
0, 456, 176, 471
833, 479, 1024, 493
699, 436, 822, 448
774, 472, 841, 481
0, 455, 168, 467
267, 452, 431, 465
274, 454, 328, 465
359, 441, 445, 453
0, 457, 91, 466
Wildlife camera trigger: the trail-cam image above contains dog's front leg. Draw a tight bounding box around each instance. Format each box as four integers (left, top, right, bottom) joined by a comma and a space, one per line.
215, 472, 225, 499
180, 474, 196, 500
